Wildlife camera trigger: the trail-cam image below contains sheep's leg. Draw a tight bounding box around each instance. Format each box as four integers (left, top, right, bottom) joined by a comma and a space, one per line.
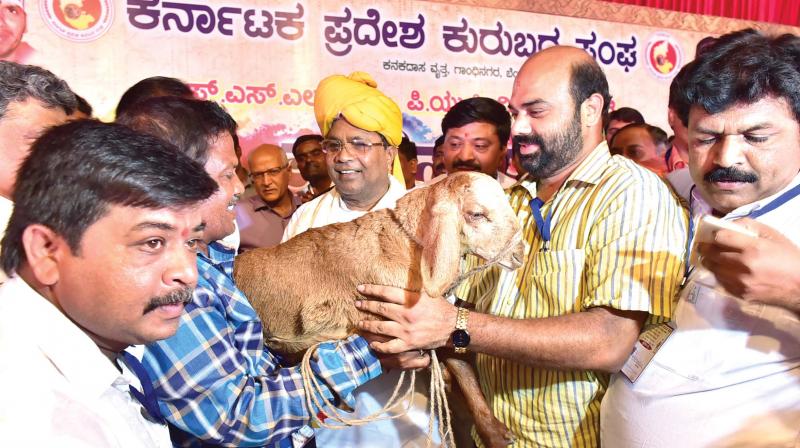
443, 357, 515, 448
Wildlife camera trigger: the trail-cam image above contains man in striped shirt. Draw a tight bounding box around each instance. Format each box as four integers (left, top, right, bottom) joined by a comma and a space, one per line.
356, 46, 688, 447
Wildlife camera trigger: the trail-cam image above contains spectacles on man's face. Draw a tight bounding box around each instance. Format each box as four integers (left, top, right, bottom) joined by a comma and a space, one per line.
321, 138, 386, 155
250, 164, 288, 180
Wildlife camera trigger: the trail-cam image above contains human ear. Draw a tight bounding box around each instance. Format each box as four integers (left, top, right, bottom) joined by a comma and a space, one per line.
20, 224, 65, 286
581, 93, 605, 127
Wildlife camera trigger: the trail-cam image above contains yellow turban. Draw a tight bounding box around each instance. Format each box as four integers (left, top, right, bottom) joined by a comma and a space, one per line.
314, 72, 402, 147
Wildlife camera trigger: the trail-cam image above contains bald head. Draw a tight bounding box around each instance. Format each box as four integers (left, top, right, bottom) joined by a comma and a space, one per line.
517, 46, 595, 84
248, 144, 287, 167
515, 46, 610, 124
248, 144, 291, 205
508, 46, 610, 181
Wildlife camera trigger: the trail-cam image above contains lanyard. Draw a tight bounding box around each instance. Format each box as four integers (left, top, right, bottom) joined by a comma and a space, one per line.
680, 186, 697, 288
747, 181, 800, 219
682, 180, 800, 287
529, 197, 553, 252
120, 351, 166, 424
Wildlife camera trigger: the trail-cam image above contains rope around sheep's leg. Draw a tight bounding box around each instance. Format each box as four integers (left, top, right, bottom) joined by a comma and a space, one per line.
299, 343, 456, 447
300, 342, 416, 429
427, 349, 455, 448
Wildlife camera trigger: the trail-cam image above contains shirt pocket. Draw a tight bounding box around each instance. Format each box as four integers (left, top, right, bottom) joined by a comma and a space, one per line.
522, 249, 586, 317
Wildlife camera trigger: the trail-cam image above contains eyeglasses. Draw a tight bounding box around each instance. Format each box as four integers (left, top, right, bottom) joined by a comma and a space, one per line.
321, 138, 386, 155
250, 164, 288, 180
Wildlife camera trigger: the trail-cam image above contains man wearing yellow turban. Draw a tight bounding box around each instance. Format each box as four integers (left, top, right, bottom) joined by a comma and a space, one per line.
282, 73, 437, 447
283, 72, 409, 239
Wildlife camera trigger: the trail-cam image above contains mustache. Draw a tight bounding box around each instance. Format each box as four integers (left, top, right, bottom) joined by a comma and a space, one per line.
452, 159, 481, 171
143, 286, 193, 314
704, 166, 758, 183
512, 133, 542, 147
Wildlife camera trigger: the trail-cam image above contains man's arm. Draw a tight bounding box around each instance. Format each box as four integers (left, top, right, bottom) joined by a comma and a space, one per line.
699, 217, 800, 312
356, 288, 645, 372
142, 284, 382, 447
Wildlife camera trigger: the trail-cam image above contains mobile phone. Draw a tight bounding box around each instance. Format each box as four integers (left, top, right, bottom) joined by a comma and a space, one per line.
690, 215, 758, 265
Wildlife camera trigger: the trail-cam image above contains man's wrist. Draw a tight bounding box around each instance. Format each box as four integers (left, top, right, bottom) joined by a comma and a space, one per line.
451, 305, 471, 353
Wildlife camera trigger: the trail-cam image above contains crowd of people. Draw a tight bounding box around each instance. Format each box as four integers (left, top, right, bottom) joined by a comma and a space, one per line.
0, 25, 799, 448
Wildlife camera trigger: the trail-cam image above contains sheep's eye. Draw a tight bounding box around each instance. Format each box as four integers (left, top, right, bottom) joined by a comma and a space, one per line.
466, 211, 487, 222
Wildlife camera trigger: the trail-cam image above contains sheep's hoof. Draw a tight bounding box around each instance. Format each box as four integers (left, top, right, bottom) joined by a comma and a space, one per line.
476, 416, 516, 448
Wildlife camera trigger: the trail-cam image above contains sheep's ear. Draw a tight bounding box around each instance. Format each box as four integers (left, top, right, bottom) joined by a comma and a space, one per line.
420, 199, 461, 298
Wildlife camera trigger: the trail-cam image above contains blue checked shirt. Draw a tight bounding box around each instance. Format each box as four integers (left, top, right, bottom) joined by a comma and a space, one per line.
141, 242, 382, 447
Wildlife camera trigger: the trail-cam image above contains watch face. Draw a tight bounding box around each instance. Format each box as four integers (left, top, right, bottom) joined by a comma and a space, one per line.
452, 329, 471, 348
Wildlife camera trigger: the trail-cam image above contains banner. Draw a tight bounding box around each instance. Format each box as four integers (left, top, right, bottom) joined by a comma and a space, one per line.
6, 0, 787, 180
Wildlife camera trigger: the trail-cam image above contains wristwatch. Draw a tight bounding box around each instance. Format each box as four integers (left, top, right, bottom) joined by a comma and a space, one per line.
451, 306, 471, 354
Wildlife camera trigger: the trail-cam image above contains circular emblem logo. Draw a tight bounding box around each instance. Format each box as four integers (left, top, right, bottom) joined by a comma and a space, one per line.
645, 32, 683, 80
40, 0, 114, 42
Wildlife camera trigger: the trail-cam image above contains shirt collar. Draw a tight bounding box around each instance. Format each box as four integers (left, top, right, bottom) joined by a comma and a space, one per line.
250, 194, 301, 214
333, 175, 406, 212
4, 276, 121, 398
516, 141, 610, 198
202, 240, 236, 265
691, 171, 800, 219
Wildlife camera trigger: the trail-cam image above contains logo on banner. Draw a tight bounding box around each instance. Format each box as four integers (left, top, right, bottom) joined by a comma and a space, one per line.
645, 33, 683, 79
40, 0, 114, 42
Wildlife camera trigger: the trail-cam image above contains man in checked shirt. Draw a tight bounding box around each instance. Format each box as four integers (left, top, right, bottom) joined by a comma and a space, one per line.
117, 96, 428, 447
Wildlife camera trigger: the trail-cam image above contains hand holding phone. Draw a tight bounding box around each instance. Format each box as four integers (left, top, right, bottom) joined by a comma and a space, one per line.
690, 215, 758, 266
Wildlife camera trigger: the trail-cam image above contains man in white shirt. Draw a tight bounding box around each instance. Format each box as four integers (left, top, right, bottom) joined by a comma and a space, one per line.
0, 61, 76, 284
282, 71, 435, 447
602, 29, 800, 447
0, 120, 217, 446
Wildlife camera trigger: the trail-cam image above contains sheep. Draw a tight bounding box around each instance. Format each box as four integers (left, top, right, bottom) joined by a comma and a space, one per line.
233, 171, 524, 447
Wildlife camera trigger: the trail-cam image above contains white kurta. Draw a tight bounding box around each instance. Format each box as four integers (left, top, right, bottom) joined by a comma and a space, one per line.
0, 276, 172, 447
281, 176, 440, 447
282, 176, 407, 241
602, 177, 800, 447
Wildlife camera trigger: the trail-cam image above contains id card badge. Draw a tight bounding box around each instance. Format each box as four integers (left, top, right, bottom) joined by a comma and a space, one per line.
620, 322, 675, 382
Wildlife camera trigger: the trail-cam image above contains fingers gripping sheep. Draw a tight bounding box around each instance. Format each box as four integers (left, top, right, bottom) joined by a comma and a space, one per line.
233, 171, 524, 447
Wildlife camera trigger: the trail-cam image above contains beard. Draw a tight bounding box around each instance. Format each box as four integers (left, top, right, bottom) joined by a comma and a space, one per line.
143, 286, 194, 314
512, 110, 584, 181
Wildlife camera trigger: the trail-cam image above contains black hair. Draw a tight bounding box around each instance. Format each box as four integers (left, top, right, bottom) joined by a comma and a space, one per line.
677, 29, 800, 125
606, 107, 645, 130
115, 76, 194, 118
0, 61, 77, 118
398, 136, 418, 160
668, 61, 694, 127
116, 96, 238, 165
569, 60, 612, 124
611, 123, 670, 150
1, 120, 217, 275
74, 94, 93, 117
434, 135, 445, 149
441, 97, 511, 147
292, 134, 323, 155
695, 36, 719, 56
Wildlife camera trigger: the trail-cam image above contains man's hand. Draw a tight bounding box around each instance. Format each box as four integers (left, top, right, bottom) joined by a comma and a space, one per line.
358, 330, 430, 370
354, 284, 457, 354
698, 217, 800, 311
